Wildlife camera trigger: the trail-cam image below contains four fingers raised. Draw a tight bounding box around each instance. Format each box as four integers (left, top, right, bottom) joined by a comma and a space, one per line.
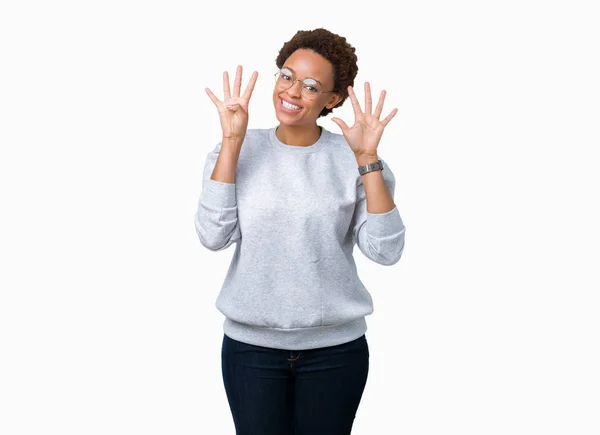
206, 65, 259, 108
348, 84, 397, 126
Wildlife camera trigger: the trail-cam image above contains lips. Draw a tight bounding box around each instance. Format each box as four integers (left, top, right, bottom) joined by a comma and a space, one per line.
280, 97, 302, 108
279, 97, 303, 112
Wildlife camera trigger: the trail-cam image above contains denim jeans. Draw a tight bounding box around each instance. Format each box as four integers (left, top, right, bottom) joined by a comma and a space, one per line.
221, 333, 370, 435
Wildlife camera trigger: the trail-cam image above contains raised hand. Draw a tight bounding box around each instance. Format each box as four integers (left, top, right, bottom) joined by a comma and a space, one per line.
205, 65, 258, 141
331, 82, 398, 157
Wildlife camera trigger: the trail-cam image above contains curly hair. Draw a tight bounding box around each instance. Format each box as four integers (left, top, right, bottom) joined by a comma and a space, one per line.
275, 28, 359, 118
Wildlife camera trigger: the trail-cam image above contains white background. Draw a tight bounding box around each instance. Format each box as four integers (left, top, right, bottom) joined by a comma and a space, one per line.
1, 0, 599, 434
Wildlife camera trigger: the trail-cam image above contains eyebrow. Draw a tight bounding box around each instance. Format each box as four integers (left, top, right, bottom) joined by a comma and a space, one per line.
281, 66, 323, 86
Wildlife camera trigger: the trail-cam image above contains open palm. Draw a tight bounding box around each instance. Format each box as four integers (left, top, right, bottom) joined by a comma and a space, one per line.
205, 65, 258, 141
332, 82, 398, 156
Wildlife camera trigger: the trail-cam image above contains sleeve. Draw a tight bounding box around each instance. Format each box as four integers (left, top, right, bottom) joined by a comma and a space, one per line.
350, 157, 406, 265
193, 141, 242, 251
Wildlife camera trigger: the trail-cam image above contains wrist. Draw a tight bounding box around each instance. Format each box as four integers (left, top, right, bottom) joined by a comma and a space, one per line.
222, 136, 244, 152
355, 153, 379, 166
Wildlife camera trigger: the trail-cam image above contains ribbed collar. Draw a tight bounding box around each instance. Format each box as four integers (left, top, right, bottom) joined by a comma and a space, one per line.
268, 125, 331, 154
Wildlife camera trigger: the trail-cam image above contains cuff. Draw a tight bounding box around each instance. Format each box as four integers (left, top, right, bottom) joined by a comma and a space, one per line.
366, 206, 406, 238
199, 178, 237, 208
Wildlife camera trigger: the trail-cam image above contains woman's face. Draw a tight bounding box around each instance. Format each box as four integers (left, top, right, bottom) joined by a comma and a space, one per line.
272, 48, 341, 126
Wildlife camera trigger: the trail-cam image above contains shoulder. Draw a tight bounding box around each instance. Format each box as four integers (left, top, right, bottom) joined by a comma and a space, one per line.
244, 128, 268, 137
241, 128, 270, 149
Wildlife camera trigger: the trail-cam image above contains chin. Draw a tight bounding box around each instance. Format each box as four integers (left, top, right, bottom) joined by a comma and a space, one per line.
273, 109, 297, 126
274, 116, 306, 127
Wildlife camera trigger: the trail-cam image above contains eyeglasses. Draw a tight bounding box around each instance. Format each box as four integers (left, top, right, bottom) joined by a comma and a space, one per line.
274, 68, 336, 100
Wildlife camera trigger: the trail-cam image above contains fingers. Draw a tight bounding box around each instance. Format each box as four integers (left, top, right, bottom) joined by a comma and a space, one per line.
347, 86, 363, 117
233, 65, 242, 98
222, 66, 257, 102
242, 71, 259, 101
223, 71, 231, 100
331, 117, 350, 134
381, 108, 398, 127
225, 103, 242, 112
205, 87, 222, 107
374, 90, 386, 119
364, 82, 372, 115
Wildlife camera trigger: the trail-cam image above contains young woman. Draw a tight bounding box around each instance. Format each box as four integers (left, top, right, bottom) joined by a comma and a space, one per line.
196, 28, 406, 434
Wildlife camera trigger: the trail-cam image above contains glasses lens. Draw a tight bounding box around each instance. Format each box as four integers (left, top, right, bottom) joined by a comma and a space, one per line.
276, 70, 294, 90
301, 82, 322, 99
275, 69, 323, 99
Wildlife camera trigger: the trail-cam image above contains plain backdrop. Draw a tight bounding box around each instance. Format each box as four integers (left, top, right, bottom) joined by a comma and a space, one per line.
1, 0, 599, 434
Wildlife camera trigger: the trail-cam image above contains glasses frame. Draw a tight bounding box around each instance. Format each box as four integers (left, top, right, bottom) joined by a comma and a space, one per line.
274, 69, 337, 100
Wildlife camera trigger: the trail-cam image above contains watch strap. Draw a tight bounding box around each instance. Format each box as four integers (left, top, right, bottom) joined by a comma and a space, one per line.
358, 159, 384, 175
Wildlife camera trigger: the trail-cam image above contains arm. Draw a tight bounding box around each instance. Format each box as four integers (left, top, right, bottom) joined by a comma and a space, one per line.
194, 137, 243, 251
350, 156, 406, 265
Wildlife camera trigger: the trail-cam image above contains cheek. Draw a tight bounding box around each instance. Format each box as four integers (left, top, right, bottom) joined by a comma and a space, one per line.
309, 100, 326, 113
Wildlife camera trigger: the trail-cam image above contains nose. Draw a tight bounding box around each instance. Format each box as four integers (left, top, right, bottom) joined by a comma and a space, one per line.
285, 79, 303, 98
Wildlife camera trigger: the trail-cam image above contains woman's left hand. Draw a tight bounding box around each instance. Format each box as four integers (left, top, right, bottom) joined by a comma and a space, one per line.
331, 82, 398, 157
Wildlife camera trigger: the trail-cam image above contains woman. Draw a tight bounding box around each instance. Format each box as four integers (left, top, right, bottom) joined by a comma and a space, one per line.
195, 28, 406, 435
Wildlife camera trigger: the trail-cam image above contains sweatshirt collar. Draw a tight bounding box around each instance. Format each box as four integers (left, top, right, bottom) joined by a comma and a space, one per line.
268, 125, 331, 154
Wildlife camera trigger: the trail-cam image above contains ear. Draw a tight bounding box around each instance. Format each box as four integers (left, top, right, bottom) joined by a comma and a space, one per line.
325, 93, 344, 110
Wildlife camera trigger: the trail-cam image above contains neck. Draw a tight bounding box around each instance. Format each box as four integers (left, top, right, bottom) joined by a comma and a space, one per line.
275, 124, 322, 147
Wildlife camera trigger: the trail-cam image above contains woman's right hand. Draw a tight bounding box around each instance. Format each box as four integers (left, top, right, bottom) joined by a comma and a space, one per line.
205, 65, 258, 142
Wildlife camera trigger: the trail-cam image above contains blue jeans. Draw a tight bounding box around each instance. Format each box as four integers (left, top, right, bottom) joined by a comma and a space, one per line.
221, 333, 370, 435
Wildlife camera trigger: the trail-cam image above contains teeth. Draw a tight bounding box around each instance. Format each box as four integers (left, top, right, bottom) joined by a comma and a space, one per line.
281, 99, 301, 110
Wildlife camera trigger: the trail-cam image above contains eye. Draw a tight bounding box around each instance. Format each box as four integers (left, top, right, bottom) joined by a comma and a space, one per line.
305, 86, 319, 93
281, 73, 292, 81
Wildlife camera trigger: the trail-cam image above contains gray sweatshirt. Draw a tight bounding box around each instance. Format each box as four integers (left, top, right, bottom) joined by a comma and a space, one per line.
194, 125, 406, 350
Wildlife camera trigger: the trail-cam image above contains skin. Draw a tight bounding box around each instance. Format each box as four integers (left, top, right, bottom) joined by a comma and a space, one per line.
273, 48, 344, 147
331, 83, 398, 159
332, 81, 399, 214
205, 65, 258, 142
205, 50, 398, 214
204, 64, 258, 184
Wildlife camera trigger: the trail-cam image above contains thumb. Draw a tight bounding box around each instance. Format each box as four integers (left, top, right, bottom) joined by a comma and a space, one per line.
331, 117, 349, 133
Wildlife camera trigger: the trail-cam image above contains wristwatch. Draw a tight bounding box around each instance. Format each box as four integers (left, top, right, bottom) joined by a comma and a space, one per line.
358, 159, 384, 175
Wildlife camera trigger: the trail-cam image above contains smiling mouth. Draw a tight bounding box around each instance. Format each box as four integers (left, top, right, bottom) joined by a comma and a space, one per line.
279, 97, 303, 111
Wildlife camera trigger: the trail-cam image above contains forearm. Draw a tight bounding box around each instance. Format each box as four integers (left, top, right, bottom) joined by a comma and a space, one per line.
210, 137, 243, 184
355, 153, 396, 214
